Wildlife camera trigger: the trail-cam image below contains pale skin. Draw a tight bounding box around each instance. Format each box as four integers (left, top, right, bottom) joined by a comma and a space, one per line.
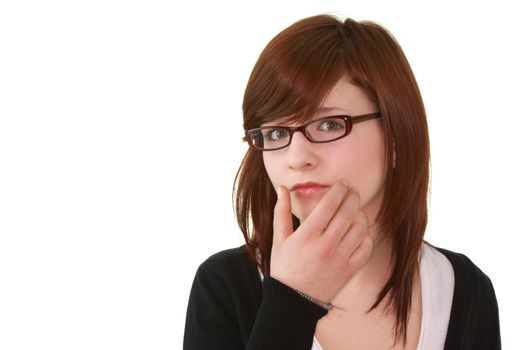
263, 77, 421, 349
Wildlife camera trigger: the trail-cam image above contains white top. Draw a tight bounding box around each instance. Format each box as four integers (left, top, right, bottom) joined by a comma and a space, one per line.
311, 243, 455, 349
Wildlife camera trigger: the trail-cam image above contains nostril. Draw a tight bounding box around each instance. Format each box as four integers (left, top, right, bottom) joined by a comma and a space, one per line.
288, 161, 314, 170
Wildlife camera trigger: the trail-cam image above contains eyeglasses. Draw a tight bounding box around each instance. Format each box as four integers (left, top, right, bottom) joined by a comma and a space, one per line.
245, 112, 381, 151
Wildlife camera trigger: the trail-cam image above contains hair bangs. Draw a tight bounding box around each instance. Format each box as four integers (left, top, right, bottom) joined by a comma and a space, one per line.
243, 17, 349, 129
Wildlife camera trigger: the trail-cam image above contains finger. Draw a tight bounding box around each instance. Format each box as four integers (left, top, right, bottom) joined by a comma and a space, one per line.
336, 210, 368, 259
301, 179, 350, 237
346, 234, 373, 277
273, 186, 293, 246
321, 187, 360, 248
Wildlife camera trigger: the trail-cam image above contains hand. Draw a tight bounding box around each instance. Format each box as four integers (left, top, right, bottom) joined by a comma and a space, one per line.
270, 180, 373, 304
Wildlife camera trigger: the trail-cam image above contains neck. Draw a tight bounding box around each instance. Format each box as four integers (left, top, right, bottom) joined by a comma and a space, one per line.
332, 229, 394, 310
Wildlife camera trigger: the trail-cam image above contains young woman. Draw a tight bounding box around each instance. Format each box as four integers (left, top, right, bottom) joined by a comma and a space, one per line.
184, 14, 500, 349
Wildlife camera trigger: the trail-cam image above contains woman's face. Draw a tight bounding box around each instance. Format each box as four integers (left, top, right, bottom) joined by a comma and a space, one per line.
263, 77, 387, 225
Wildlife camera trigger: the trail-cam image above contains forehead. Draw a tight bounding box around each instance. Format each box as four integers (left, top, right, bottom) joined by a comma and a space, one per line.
321, 78, 376, 115
263, 78, 376, 126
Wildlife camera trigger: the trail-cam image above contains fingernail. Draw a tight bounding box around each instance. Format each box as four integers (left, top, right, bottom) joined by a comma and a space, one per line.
342, 179, 349, 187
277, 186, 282, 199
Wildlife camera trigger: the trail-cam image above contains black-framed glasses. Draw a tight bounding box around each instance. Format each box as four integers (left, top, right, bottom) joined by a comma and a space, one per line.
245, 112, 381, 151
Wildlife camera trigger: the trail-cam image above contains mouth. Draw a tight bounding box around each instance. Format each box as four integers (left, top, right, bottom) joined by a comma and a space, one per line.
290, 182, 329, 198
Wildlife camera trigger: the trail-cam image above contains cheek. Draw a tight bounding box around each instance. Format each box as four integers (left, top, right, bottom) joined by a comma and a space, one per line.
361, 155, 386, 204
262, 153, 280, 191
335, 137, 386, 205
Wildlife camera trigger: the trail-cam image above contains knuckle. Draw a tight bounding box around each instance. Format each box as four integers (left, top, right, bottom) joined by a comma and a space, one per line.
347, 212, 368, 238
335, 240, 351, 260
347, 236, 373, 271
314, 240, 332, 261
355, 212, 369, 233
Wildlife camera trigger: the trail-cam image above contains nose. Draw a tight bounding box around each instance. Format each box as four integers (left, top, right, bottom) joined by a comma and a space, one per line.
286, 130, 318, 171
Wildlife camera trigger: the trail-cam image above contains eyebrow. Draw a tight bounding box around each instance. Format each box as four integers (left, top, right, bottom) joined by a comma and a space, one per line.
318, 106, 344, 113
260, 107, 347, 128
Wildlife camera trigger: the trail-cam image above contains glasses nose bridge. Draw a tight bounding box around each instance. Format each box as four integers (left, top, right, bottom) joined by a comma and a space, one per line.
288, 124, 313, 144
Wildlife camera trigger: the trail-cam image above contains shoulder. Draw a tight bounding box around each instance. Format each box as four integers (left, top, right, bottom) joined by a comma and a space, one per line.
427, 243, 501, 349
185, 246, 262, 348
198, 245, 256, 275
204, 245, 252, 264
430, 245, 495, 292
427, 243, 496, 300
193, 245, 261, 296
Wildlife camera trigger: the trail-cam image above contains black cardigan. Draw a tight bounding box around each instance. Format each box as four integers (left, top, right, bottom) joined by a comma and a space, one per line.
184, 245, 500, 349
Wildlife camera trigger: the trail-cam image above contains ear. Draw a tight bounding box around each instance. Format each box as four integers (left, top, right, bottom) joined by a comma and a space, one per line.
392, 138, 397, 169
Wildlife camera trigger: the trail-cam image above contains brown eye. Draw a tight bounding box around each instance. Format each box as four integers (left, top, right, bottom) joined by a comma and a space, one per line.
318, 119, 344, 131
267, 128, 289, 141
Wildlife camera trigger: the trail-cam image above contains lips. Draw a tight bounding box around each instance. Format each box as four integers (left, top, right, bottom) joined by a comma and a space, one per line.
290, 182, 329, 197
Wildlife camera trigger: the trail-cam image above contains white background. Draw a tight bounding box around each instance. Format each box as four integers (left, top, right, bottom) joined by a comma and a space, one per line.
1, 0, 523, 348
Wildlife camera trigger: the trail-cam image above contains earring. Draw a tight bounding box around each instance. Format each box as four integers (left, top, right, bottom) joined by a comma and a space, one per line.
392, 139, 397, 169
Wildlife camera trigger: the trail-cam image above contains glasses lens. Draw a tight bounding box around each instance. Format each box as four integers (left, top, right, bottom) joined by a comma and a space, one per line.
305, 117, 347, 142
249, 127, 290, 150
247, 117, 349, 150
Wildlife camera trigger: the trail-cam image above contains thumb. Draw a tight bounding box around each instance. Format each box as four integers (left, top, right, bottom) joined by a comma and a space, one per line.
273, 186, 293, 246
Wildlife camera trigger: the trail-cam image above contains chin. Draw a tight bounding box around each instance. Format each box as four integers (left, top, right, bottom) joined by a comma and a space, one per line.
291, 198, 318, 223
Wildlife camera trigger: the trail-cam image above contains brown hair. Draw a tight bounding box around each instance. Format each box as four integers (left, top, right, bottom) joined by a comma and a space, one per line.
234, 14, 430, 344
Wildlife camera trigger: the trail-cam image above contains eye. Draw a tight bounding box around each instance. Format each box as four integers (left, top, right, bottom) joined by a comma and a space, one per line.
318, 118, 344, 131
266, 128, 289, 141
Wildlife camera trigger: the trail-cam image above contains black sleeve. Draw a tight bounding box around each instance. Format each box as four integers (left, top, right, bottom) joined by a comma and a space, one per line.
246, 277, 328, 349
183, 261, 245, 349
183, 250, 328, 350
472, 276, 501, 350
440, 249, 501, 350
